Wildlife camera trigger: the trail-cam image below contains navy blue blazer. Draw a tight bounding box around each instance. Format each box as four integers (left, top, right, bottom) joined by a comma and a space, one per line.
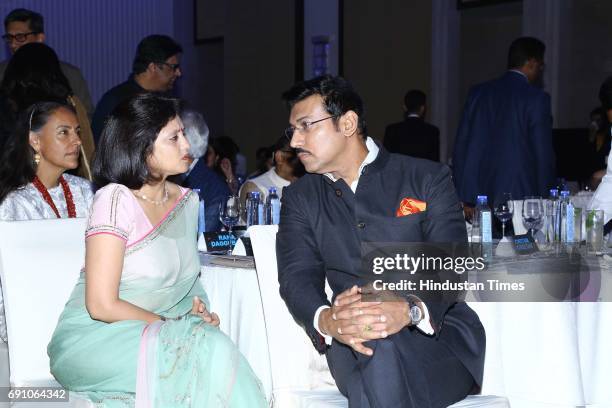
384, 116, 440, 162
277, 146, 485, 387
453, 71, 556, 206
181, 159, 231, 232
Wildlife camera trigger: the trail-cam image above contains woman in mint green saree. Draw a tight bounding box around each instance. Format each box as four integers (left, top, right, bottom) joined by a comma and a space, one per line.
48, 94, 266, 407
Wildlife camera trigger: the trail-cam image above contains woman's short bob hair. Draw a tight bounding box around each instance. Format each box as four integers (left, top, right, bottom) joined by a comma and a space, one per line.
93, 93, 181, 189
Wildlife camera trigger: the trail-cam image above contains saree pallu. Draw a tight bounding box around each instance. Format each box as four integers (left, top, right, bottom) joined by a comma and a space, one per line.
48, 191, 266, 407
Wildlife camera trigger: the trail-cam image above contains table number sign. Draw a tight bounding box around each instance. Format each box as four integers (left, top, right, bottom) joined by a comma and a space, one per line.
204, 232, 237, 253
512, 234, 538, 255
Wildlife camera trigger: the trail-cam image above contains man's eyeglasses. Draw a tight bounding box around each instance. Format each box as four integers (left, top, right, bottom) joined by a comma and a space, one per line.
156, 62, 181, 72
284, 115, 337, 140
2, 32, 39, 43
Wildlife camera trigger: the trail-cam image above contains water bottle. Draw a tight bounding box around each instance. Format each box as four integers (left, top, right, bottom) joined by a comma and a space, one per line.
559, 190, 574, 243
193, 189, 206, 235
471, 200, 481, 245
476, 196, 493, 260
265, 187, 281, 225
246, 191, 261, 227
258, 200, 264, 225
547, 189, 559, 243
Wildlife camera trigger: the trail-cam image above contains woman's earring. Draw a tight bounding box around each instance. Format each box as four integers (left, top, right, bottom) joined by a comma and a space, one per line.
33, 153, 41, 165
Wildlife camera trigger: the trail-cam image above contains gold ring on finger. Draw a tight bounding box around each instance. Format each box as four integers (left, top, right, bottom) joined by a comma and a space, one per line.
363, 324, 372, 332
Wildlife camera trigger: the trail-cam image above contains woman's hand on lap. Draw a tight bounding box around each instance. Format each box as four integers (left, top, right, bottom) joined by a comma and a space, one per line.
191, 296, 221, 327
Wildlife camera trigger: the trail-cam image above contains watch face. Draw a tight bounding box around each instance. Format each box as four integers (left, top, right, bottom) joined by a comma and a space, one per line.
410, 305, 422, 324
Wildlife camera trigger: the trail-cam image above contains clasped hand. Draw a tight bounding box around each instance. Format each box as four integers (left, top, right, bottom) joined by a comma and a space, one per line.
319, 285, 409, 356
191, 296, 220, 327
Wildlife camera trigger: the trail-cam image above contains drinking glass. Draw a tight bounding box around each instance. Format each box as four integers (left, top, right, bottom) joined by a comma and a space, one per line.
586, 209, 605, 253
522, 196, 543, 238
494, 193, 514, 238
219, 195, 240, 234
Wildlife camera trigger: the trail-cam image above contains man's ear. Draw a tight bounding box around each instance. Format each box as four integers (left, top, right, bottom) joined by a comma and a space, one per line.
146, 61, 158, 74
525, 58, 540, 72
35, 33, 45, 43
340, 110, 359, 137
273, 149, 283, 165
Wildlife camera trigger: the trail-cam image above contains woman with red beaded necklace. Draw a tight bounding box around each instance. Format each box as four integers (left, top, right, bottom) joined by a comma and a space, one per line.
0, 101, 94, 221
0, 101, 94, 350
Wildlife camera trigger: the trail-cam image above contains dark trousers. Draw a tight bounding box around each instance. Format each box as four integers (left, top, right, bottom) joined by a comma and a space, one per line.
326, 327, 475, 408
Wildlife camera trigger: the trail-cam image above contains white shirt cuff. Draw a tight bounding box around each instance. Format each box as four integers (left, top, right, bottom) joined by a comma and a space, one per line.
313, 305, 333, 345
416, 301, 435, 335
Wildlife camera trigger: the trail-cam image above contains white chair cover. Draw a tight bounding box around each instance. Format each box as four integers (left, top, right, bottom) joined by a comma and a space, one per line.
249, 226, 336, 396
0, 219, 94, 407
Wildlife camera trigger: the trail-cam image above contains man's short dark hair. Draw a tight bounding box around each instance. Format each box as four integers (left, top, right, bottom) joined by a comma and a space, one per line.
599, 76, 612, 112
507, 37, 545, 69
93, 94, 182, 189
282, 75, 367, 138
4, 8, 44, 33
132, 35, 183, 75
404, 90, 426, 114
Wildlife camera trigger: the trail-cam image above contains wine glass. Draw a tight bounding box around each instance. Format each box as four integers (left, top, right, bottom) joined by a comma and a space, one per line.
494, 193, 514, 239
219, 195, 240, 234
522, 196, 543, 238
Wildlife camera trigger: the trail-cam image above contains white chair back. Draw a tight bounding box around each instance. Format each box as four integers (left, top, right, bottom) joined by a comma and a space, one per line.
0, 218, 87, 387
249, 226, 336, 394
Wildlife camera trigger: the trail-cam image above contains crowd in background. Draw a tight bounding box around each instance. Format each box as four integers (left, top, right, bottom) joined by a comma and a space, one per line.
0, 8, 609, 229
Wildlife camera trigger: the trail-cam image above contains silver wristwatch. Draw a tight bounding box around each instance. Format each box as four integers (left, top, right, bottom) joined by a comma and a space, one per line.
409, 300, 423, 325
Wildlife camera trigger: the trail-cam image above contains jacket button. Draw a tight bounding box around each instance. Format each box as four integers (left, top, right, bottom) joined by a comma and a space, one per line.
357, 222, 365, 229
335, 189, 342, 197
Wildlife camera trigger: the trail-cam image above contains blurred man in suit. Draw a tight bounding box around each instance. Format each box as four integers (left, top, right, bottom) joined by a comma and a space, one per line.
277, 75, 484, 407
91, 35, 182, 143
453, 37, 555, 217
0, 8, 93, 116
384, 90, 440, 162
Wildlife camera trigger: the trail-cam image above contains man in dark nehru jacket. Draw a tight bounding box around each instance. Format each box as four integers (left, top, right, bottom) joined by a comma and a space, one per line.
277, 75, 485, 408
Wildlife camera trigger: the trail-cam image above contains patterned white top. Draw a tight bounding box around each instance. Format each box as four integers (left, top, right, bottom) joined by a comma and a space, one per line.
0, 174, 94, 221
0, 173, 93, 342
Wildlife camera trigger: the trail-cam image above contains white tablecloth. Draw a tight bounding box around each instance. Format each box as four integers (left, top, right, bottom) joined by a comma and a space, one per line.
468, 254, 612, 407
200, 252, 612, 408
199, 254, 273, 401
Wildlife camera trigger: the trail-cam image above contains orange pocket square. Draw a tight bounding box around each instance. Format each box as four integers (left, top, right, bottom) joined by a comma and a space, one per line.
396, 198, 427, 217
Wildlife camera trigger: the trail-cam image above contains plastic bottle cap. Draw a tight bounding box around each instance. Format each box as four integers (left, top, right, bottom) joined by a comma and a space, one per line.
476, 195, 488, 204
269, 187, 277, 193
560, 190, 570, 197
549, 189, 559, 197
